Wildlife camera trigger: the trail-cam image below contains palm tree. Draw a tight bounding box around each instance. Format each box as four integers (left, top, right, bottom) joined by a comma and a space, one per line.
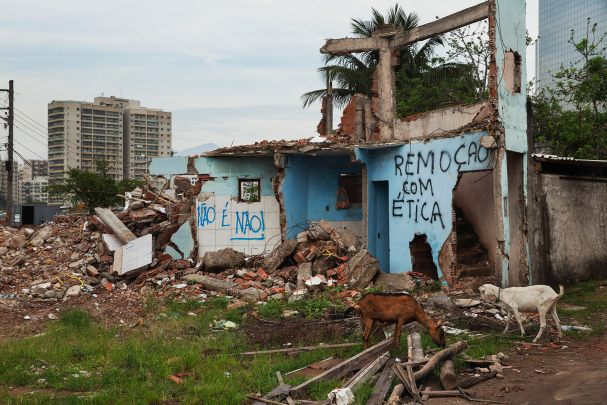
301, 4, 444, 109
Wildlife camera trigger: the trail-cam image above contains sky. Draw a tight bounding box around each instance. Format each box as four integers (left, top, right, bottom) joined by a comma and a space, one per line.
0, 0, 539, 161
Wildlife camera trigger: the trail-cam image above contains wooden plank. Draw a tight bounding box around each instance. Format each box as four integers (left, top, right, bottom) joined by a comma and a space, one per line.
390, 2, 489, 48
320, 37, 387, 55
365, 363, 395, 405
410, 332, 425, 361
251, 384, 291, 405
290, 338, 395, 399
239, 342, 358, 356
94, 207, 137, 243
419, 388, 474, 397
344, 352, 390, 390
276, 371, 295, 405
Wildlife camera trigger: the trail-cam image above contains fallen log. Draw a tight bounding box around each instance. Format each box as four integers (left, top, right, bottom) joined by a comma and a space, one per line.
386, 384, 405, 405
457, 370, 498, 388
413, 340, 468, 381
440, 358, 457, 390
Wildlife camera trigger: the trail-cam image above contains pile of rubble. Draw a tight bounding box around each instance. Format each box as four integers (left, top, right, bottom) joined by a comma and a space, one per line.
0, 169, 416, 317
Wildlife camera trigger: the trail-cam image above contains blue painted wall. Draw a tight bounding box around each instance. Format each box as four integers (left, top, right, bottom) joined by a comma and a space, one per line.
149, 157, 188, 177
282, 154, 363, 239
193, 156, 276, 197
373, 181, 391, 272
356, 132, 493, 276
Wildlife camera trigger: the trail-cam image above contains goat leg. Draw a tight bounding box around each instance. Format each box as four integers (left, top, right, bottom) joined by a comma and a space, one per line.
533, 310, 547, 343
503, 310, 512, 334
512, 309, 525, 337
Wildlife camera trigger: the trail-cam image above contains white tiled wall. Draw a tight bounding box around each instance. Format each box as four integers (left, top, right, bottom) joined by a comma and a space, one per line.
197, 196, 281, 257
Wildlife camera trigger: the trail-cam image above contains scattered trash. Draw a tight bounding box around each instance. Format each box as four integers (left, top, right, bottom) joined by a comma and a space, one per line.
328, 387, 355, 405
562, 325, 592, 332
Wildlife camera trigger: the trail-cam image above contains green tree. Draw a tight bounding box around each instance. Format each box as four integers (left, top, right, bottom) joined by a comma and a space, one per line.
531, 19, 607, 159
43, 160, 144, 214
301, 4, 445, 109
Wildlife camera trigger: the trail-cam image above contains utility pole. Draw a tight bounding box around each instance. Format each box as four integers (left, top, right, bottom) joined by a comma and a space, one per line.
0, 80, 13, 225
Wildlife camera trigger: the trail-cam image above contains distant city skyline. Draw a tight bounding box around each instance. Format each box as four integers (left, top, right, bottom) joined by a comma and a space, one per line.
0, 0, 539, 162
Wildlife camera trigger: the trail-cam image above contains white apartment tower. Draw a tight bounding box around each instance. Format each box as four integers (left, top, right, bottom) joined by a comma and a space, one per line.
48, 96, 172, 180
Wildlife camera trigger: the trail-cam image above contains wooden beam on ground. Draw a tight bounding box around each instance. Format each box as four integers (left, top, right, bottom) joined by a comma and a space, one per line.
390, 2, 489, 48
365, 363, 395, 405
419, 388, 474, 397
94, 207, 137, 244
410, 332, 425, 361
251, 383, 291, 405
276, 371, 295, 405
290, 338, 395, 399
344, 352, 391, 390
239, 342, 358, 356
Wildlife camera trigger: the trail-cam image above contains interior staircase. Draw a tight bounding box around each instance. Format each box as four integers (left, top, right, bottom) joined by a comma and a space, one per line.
455, 206, 494, 278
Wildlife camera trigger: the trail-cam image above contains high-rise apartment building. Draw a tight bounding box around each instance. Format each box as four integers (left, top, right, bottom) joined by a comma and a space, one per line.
48, 96, 172, 181
0, 161, 22, 205
536, 0, 607, 91
17, 177, 48, 205
22, 159, 48, 181
48, 100, 124, 180
95, 97, 172, 179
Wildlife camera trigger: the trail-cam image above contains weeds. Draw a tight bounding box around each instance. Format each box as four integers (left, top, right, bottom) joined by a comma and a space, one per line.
59, 308, 91, 329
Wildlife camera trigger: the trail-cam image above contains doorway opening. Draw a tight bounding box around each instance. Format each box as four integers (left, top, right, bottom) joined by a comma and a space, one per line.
22, 206, 34, 225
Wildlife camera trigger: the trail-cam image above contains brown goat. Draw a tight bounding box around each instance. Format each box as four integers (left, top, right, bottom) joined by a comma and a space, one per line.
344, 292, 446, 350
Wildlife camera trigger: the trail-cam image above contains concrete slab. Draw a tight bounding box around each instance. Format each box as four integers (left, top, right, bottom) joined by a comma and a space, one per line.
120, 234, 153, 275
103, 234, 124, 252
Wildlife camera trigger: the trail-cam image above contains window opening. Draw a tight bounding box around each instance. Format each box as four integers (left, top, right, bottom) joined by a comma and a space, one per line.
238, 179, 260, 202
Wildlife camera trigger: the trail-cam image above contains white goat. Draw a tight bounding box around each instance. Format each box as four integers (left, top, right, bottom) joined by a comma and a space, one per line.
478, 284, 564, 342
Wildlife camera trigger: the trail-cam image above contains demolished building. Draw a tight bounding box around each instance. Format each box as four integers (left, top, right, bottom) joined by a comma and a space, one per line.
149, 0, 529, 288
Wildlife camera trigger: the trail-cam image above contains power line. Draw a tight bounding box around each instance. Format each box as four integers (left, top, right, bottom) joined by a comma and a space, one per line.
0, 98, 48, 133
13, 149, 49, 178
13, 139, 47, 161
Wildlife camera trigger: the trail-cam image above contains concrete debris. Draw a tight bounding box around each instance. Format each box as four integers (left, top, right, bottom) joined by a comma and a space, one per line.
426, 293, 458, 311
373, 271, 415, 292
344, 249, 379, 288
204, 248, 246, 273
262, 239, 298, 272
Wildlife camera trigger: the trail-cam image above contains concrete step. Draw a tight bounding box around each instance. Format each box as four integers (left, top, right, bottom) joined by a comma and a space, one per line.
457, 250, 489, 265
457, 233, 481, 250
458, 266, 494, 278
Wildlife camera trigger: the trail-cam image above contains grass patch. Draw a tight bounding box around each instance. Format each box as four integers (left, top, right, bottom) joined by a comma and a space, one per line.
558, 280, 607, 337
59, 308, 91, 329
0, 295, 359, 405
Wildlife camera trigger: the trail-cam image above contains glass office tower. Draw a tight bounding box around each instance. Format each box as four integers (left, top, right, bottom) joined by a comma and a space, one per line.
536, 0, 607, 91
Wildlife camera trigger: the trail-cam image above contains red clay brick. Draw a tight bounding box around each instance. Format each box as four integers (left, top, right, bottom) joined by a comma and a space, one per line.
257, 269, 268, 280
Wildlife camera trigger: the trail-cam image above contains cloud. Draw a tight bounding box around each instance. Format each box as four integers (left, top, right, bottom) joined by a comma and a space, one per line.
0, 0, 539, 161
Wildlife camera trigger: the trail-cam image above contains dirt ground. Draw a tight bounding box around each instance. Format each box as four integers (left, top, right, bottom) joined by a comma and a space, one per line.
0, 287, 145, 339
415, 333, 607, 405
